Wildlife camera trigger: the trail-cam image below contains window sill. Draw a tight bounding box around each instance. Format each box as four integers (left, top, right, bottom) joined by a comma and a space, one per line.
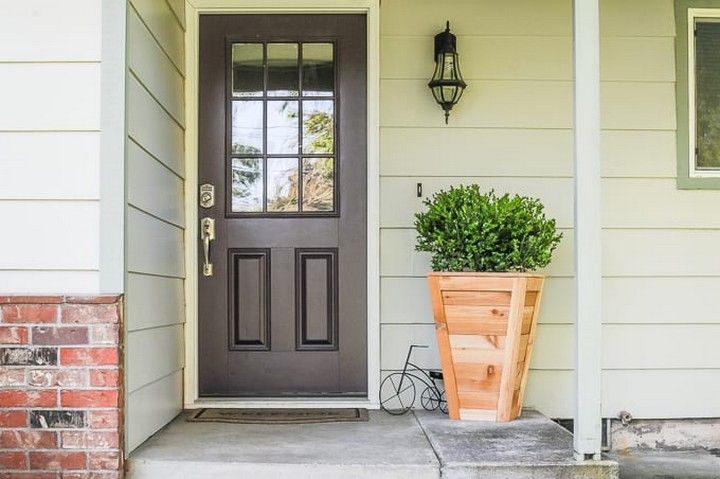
677, 175, 720, 189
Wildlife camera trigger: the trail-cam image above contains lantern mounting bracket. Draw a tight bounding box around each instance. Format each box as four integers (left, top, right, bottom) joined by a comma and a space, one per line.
433, 21, 456, 59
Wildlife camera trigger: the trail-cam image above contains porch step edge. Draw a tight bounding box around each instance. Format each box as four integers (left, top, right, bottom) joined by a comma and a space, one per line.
440, 461, 619, 479
127, 460, 441, 479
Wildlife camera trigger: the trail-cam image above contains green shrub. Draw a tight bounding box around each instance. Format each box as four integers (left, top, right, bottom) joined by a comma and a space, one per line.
414, 185, 563, 272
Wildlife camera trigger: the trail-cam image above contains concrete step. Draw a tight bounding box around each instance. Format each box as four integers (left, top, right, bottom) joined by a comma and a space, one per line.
607, 450, 720, 479
127, 409, 618, 479
415, 410, 618, 479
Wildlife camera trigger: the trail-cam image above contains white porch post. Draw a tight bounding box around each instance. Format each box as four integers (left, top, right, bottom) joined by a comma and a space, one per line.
572, 0, 603, 460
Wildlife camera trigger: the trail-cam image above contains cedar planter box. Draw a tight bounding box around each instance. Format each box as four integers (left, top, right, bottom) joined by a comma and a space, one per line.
428, 272, 545, 421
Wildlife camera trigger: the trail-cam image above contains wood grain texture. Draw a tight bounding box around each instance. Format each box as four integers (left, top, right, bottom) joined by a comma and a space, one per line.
497, 278, 526, 421
428, 272, 544, 421
515, 281, 545, 417
429, 275, 459, 419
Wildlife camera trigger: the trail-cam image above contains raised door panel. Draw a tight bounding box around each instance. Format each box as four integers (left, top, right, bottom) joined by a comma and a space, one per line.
229, 249, 270, 351
296, 249, 338, 351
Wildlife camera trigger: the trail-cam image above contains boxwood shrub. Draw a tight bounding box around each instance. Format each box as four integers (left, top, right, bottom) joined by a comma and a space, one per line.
414, 185, 563, 272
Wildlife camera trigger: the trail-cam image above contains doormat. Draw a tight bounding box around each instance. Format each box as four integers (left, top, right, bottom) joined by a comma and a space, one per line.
187, 408, 369, 424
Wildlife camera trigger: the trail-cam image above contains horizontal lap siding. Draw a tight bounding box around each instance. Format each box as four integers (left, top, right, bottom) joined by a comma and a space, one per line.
380, 0, 720, 419
125, 0, 186, 453
599, 0, 720, 420
0, 0, 101, 293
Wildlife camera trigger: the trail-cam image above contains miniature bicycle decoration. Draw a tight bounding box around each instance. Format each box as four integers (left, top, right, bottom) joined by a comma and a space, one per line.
379, 344, 448, 415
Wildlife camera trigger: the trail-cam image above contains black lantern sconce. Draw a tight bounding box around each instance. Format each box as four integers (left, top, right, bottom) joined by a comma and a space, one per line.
428, 21, 467, 124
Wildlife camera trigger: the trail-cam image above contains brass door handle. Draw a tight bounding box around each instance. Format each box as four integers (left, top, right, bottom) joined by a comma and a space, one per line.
200, 217, 215, 277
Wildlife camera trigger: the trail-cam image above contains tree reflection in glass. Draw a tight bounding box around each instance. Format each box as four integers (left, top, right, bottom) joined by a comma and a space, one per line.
231, 101, 263, 154
302, 158, 334, 211
231, 158, 263, 212
267, 158, 299, 212
267, 101, 299, 154
303, 100, 334, 154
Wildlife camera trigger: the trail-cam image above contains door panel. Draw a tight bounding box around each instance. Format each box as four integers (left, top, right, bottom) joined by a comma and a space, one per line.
198, 15, 367, 397
229, 249, 270, 351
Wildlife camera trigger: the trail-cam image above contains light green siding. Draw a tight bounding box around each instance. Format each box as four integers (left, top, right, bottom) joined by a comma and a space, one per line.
380, 0, 720, 419
124, 0, 186, 453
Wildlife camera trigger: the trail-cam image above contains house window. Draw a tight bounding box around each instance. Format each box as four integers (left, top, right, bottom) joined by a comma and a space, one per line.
690, 15, 720, 175
676, 3, 720, 188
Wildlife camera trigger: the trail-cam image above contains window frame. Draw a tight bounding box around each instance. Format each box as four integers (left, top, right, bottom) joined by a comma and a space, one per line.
675, 1, 720, 189
225, 39, 340, 217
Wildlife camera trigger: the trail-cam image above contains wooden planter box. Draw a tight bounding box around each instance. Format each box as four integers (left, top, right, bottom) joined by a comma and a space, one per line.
428, 272, 545, 421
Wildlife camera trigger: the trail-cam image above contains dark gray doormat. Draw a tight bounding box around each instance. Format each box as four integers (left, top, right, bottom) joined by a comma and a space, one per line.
187, 408, 369, 424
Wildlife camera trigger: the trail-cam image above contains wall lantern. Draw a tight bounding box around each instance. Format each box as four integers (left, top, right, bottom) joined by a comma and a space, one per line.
428, 21, 467, 124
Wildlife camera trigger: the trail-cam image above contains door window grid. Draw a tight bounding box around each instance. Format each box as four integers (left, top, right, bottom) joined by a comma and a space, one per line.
229, 41, 337, 214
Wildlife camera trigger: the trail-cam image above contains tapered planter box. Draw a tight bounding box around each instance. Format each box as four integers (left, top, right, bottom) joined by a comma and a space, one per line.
428, 272, 545, 422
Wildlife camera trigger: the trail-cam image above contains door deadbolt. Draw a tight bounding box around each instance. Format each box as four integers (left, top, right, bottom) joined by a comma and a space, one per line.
200, 183, 215, 208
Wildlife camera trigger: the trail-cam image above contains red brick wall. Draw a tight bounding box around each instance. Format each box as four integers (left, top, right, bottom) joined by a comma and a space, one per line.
0, 296, 123, 478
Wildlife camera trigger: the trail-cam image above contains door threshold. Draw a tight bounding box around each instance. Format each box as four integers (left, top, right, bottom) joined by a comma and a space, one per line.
187, 397, 378, 409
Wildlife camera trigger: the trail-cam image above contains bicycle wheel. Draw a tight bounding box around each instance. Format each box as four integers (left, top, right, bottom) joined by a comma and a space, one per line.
380, 373, 416, 415
420, 386, 441, 411
439, 390, 448, 414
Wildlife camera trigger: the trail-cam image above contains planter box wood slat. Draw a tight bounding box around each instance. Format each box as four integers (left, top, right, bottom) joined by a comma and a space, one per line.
429, 272, 545, 422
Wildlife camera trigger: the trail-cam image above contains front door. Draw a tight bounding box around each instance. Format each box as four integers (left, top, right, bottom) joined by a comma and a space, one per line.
198, 15, 367, 397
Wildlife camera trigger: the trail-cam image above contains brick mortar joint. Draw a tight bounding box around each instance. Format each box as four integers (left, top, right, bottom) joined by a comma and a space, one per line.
0, 297, 125, 477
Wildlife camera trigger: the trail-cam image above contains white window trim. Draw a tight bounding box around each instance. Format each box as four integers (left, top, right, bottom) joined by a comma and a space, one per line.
687, 8, 720, 178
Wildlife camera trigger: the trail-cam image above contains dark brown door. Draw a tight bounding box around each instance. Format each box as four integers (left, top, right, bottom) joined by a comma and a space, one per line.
198, 15, 367, 397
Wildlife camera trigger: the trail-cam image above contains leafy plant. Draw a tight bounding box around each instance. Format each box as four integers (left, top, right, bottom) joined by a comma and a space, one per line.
414, 185, 563, 272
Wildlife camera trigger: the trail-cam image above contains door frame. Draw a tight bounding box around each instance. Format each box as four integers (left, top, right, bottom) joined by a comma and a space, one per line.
183, 0, 380, 408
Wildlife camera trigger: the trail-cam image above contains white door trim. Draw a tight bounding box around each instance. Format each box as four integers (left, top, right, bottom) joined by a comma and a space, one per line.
183, 0, 381, 408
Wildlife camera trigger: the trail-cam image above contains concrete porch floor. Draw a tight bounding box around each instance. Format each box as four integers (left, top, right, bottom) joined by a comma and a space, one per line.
127, 409, 618, 478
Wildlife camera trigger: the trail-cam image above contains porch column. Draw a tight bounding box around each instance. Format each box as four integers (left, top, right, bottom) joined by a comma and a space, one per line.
572, 0, 603, 460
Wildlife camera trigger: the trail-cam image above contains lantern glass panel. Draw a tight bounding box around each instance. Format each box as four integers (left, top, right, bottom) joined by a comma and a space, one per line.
442, 53, 457, 80
442, 86, 457, 103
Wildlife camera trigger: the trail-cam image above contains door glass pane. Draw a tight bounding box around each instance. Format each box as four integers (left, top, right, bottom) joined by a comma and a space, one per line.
302, 158, 334, 212
231, 158, 263, 212
232, 101, 264, 154
302, 100, 334, 154
302, 43, 334, 97
267, 43, 299, 97
267, 101, 299, 154
695, 21, 720, 169
267, 158, 299, 212
232, 44, 263, 97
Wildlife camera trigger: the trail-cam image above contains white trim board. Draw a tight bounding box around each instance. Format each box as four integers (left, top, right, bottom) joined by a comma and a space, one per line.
183, 0, 381, 409
99, 0, 127, 294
